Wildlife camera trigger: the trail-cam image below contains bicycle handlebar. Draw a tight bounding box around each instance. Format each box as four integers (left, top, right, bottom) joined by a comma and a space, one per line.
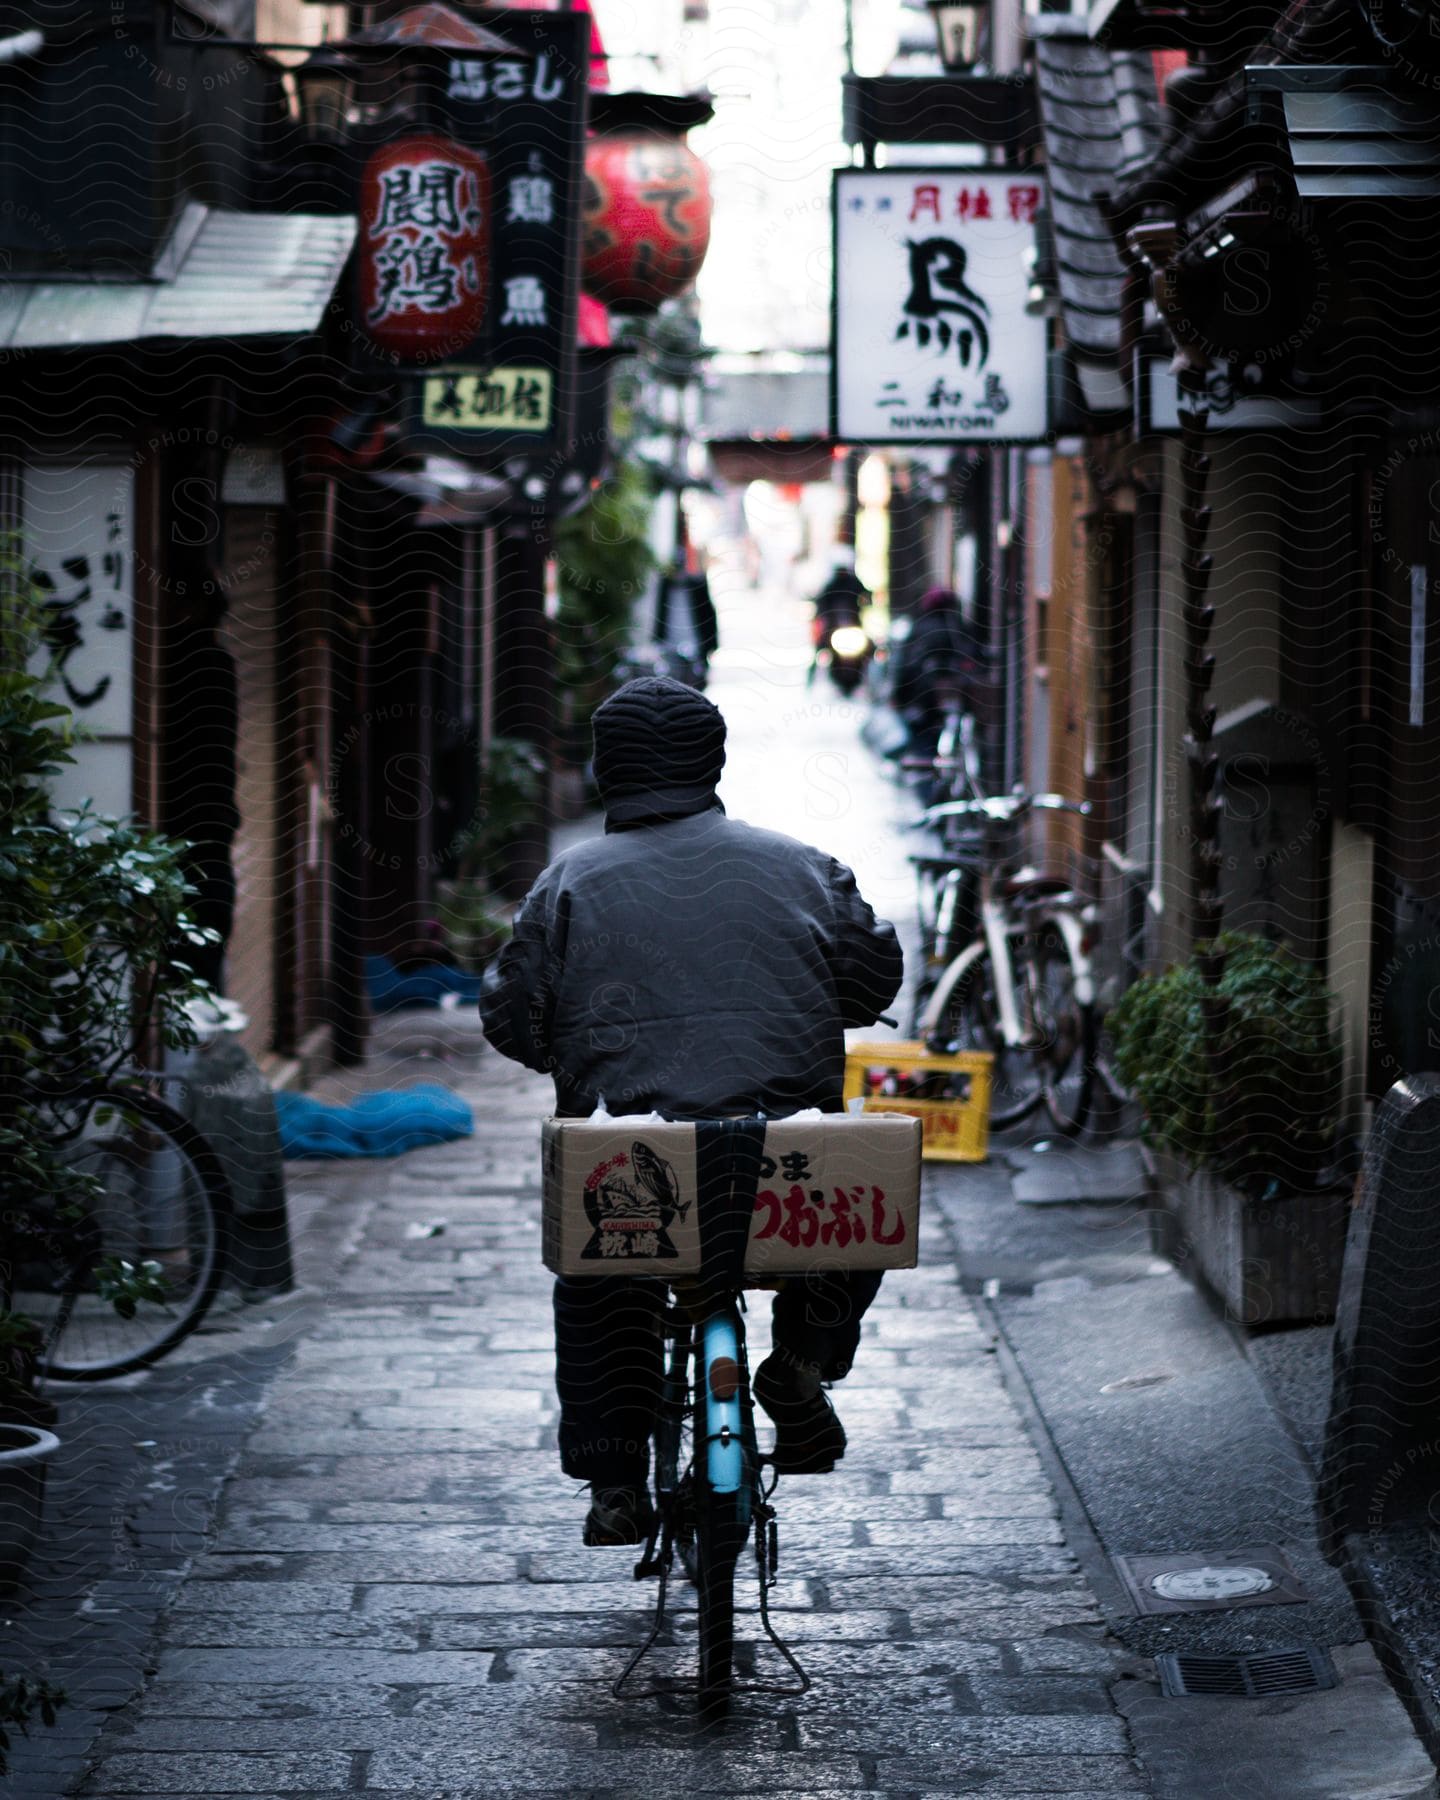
923, 793, 1091, 826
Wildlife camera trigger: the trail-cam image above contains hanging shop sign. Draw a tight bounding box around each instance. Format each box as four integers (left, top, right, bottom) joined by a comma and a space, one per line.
359, 134, 491, 360
581, 132, 712, 313
1142, 359, 1322, 434
404, 7, 588, 460
830, 167, 1049, 445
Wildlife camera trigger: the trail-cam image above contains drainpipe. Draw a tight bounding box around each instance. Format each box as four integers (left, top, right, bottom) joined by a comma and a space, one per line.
1176, 362, 1238, 1164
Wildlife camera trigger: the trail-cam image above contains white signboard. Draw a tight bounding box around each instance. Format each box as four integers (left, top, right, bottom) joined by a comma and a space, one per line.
1146, 360, 1321, 433
832, 168, 1049, 444
23, 461, 135, 819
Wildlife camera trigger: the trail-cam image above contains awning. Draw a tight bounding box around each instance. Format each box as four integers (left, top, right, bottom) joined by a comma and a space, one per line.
707, 439, 834, 485
0, 204, 358, 350
1033, 33, 1160, 389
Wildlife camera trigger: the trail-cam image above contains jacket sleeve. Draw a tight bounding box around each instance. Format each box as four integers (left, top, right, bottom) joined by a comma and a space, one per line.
479, 871, 568, 1073
826, 858, 905, 1028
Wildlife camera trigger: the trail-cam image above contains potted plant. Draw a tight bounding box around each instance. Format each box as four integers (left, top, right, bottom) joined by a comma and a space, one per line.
1110, 930, 1349, 1325
0, 547, 214, 1580
552, 457, 657, 769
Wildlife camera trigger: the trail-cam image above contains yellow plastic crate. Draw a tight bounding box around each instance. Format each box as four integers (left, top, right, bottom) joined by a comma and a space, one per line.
842, 1040, 993, 1163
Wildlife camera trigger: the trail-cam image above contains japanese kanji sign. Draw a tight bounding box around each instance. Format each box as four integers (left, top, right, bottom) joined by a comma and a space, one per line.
402, 7, 588, 460
359, 135, 490, 360
831, 168, 1049, 445
419, 364, 553, 433
23, 461, 135, 820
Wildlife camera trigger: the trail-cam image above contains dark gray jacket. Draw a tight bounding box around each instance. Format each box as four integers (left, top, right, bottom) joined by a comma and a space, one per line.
480, 807, 903, 1118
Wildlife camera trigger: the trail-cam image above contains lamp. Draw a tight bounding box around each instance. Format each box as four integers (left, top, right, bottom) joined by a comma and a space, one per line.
926, 0, 988, 72
295, 44, 355, 143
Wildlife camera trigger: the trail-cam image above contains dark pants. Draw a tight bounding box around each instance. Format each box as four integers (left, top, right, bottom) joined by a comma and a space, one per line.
553, 1270, 884, 1487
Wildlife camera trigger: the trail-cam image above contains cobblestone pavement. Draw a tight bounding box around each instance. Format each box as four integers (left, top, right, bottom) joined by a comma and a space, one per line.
61, 1015, 1149, 1798
59, 588, 1148, 1796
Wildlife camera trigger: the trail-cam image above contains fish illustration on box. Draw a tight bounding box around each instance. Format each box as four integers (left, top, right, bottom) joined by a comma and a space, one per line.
581, 1139, 687, 1260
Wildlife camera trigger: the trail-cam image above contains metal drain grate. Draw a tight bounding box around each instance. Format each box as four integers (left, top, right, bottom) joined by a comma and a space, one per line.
1156, 1647, 1338, 1699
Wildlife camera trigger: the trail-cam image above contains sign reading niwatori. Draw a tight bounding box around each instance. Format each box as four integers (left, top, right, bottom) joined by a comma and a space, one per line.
831, 168, 1049, 445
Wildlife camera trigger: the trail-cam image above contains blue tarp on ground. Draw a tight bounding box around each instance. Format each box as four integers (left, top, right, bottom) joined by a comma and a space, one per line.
275, 1084, 474, 1159
364, 954, 485, 1012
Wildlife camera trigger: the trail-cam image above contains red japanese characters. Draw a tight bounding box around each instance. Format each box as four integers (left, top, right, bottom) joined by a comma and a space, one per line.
581, 132, 712, 313
358, 134, 490, 359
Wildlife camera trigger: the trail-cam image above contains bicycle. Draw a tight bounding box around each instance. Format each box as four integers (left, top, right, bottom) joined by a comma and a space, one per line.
5, 1078, 232, 1381
610, 1273, 810, 1727
597, 1118, 832, 1726
913, 793, 1100, 1136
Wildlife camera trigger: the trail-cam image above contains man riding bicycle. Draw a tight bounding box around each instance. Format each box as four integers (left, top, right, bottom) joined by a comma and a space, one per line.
480, 676, 903, 1545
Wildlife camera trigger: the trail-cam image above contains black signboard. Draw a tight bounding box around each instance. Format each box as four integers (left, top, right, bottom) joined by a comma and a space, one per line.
406, 8, 589, 462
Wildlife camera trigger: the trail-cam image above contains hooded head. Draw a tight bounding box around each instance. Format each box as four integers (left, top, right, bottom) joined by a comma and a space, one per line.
591, 675, 727, 826
920, 585, 959, 614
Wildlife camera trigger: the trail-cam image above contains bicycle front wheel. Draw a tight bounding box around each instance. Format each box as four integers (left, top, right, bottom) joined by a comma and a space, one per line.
21, 1088, 231, 1380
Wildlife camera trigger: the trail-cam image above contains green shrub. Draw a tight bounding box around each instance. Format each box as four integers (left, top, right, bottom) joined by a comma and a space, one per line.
1109, 931, 1341, 1195
0, 544, 214, 1359
552, 459, 656, 751
450, 736, 547, 887
0, 1670, 65, 1779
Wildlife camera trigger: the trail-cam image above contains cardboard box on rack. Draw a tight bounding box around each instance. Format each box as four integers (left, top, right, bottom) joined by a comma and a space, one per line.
541, 1113, 923, 1278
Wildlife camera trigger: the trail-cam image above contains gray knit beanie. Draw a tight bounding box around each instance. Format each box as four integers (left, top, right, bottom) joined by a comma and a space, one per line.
591, 676, 727, 825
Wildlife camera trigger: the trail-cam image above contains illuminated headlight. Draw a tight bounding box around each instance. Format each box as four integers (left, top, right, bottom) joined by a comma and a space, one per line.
830, 625, 869, 657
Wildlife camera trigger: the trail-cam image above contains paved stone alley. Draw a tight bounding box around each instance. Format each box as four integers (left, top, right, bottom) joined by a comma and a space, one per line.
61, 586, 1148, 1796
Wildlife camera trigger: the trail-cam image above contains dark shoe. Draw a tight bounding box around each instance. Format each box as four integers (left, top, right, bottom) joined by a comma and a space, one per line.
583, 1484, 656, 1547
753, 1353, 847, 1474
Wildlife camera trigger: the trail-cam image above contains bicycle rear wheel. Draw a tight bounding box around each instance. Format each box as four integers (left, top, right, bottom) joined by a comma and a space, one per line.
696, 1489, 742, 1721
19, 1088, 231, 1380
1026, 929, 1098, 1137
693, 1311, 755, 1723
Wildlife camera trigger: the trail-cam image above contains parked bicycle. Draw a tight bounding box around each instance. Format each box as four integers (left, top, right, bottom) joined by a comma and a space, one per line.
5, 1077, 231, 1381
903, 695, 988, 1018
913, 793, 1099, 1135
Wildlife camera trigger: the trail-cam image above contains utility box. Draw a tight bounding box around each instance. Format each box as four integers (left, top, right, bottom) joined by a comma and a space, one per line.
541, 1113, 922, 1278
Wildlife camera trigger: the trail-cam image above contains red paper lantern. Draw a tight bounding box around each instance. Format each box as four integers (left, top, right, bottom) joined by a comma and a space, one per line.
358, 134, 490, 360
581, 133, 711, 313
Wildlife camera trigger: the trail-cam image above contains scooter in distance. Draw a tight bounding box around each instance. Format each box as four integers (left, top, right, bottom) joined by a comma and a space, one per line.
810, 618, 874, 695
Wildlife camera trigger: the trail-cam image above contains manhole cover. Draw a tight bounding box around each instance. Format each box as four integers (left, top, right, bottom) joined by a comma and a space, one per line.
1113, 1547, 1309, 1615
1150, 1564, 1275, 1602
1156, 1646, 1338, 1698
1100, 1372, 1174, 1393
